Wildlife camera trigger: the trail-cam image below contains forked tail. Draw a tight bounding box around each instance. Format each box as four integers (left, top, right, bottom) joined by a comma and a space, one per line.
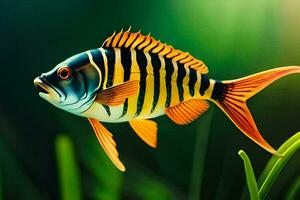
211, 66, 300, 155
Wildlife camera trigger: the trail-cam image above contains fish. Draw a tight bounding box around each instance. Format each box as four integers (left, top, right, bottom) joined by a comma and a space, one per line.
34, 28, 300, 171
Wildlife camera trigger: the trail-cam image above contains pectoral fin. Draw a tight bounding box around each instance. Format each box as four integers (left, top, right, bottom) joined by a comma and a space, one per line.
88, 118, 125, 171
129, 119, 158, 148
165, 99, 210, 125
96, 80, 139, 106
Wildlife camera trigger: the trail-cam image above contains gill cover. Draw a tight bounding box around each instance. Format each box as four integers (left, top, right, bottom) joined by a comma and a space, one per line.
35, 52, 100, 115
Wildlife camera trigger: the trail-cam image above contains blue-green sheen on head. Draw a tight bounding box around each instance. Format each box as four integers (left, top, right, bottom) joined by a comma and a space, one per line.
34, 51, 100, 115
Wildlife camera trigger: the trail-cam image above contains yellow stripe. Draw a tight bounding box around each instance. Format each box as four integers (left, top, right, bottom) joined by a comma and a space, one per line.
194, 71, 202, 98
139, 52, 154, 116
130, 49, 140, 73
171, 59, 178, 81
99, 48, 109, 89
125, 50, 140, 118
182, 66, 190, 101
182, 66, 190, 85
170, 60, 179, 107
159, 56, 166, 78
86, 51, 102, 89
204, 79, 215, 98
153, 56, 166, 113
112, 48, 124, 85
144, 52, 153, 74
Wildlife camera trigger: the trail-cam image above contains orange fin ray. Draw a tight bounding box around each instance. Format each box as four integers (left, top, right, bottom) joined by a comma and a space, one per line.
88, 118, 125, 171
129, 119, 158, 148
102, 29, 208, 74
214, 66, 300, 155
96, 80, 139, 106
165, 99, 210, 125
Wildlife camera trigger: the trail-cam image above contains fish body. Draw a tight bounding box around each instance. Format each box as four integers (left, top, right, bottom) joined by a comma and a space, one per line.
82, 47, 212, 123
34, 29, 300, 171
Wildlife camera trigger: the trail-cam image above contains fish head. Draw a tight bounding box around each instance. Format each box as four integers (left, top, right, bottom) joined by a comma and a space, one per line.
34, 51, 100, 115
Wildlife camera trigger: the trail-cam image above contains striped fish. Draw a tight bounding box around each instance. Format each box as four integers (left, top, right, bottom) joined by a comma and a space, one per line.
34, 29, 300, 171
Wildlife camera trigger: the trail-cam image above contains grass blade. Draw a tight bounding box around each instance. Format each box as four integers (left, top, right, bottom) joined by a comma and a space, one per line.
57, 117, 123, 200
285, 175, 300, 200
258, 131, 300, 199
124, 166, 178, 200
188, 108, 214, 200
55, 135, 81, 200
238, 150, 260, 200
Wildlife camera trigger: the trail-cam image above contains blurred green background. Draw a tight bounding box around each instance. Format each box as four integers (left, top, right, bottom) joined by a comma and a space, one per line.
0, 0, 300, 199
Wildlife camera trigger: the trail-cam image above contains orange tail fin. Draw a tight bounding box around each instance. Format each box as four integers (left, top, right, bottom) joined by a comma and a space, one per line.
212, 66, 300, 155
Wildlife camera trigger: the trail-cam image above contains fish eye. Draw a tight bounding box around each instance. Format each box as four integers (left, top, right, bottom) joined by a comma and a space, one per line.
57, 66, 72, 80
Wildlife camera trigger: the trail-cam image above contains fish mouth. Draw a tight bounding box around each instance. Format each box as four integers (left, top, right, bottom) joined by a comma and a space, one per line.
34, 77, 49, 94
33, 77, 60, 103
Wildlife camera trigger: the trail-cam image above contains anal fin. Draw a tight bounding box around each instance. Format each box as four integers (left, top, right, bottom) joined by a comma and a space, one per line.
129, 119, 158, 148
165, 99, 210, 125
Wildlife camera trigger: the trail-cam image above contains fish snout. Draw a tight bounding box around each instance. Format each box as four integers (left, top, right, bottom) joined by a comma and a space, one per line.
33, 77, 60, 103
34, 77, 49, 95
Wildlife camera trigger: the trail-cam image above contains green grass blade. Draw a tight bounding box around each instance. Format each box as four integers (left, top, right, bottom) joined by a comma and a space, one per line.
83, 149, 123, 200
58, 116, 123, 200
80, 137, 123, 200
285, 175, 300, 200
238, 150, 260, 200
188, 108, 214, 200
132, 175, 174, 200
258, 131, 300, 199
124, 166, 178, 200
55, 135, 81, 200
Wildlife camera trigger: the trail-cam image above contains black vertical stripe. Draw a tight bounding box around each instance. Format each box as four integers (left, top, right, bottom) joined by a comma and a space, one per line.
121, 99, 128, 117
119, 48, 132, 118
102, 48, 115, 117
211, 80, 226, 100
102, 105, 111, 116
177, 63, 186, 102
200, 74, 210, 96
165, 57, 174, 107
135, 50, 147, 116
105, 48, 115, 88
150, 53, 161, 112
188, 69, 197, 97
121, 48, 131, 81
89, 49, 105, 90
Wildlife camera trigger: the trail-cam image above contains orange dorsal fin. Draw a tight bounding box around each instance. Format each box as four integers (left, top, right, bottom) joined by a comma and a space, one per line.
129, 119, 158, 148
213, 66, 300, 155
165, 99, 210, 125
96, 80, 139, 106
102, 29, 208, 74
88, 118, 126, 171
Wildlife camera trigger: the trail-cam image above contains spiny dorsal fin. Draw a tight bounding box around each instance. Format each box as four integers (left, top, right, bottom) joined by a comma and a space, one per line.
102, 29, 209, 74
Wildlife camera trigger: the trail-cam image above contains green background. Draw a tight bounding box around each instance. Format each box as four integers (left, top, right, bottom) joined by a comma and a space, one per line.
0, 0, 300, 199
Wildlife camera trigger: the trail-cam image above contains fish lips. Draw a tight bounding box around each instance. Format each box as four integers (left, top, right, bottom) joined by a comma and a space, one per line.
34, 77, 60, 103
